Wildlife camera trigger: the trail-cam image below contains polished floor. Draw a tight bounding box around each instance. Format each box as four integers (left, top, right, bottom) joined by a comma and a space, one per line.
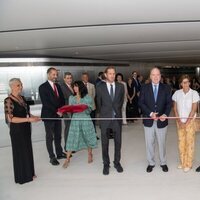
1, 106, 200, 200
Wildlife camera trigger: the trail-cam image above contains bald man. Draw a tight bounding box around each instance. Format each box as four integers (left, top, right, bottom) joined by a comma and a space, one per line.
139, 67, 172, 173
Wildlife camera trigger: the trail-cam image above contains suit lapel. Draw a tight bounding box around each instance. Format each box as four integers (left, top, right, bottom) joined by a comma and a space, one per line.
103, 82, 113, 101
148, 84, 155, 103
113, 82, 119, 102
46, 81, 57, 98
156, 83, 163, 103
66, 84, 74, 95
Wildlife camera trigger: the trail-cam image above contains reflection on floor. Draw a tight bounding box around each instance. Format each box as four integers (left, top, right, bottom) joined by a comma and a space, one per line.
1, 118, 200, 200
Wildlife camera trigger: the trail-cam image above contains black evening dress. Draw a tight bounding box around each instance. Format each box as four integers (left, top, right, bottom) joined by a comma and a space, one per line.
4, 96, 35, 184
126, 84, 139, 120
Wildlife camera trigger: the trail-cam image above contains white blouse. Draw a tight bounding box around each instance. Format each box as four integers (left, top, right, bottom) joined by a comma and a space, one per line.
172, 88, 199, 123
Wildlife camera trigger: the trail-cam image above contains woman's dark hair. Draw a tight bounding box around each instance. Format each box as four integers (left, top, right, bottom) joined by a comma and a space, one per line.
73, 81, 88, 98
115, 73, 124, 81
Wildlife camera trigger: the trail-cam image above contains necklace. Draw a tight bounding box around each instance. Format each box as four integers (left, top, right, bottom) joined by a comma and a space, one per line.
10, 94, 29, 116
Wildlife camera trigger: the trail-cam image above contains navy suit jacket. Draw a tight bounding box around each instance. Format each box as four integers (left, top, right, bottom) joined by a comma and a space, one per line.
138, 83, 172, 128
39, 81, 65, 119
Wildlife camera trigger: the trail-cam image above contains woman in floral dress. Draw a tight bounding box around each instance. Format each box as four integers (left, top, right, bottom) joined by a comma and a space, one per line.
63, 81, 97, 168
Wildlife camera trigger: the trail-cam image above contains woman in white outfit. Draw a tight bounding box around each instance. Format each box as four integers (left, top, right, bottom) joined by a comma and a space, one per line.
116, 73, 128, 125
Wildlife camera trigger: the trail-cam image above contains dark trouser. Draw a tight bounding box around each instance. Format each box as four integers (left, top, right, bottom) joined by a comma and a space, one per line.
63, 114, 71, 151
44, 120, 63, 159
101, 120, 122, 166
90, 110, 96, 133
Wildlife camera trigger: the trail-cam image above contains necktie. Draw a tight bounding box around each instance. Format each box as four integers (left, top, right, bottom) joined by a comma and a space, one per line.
110, 84, 114, 101
53, 83, 59, 98
153, 85, 158, 101
110, 84, 115, 118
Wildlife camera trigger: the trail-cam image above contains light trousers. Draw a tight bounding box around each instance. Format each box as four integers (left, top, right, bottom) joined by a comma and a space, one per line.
144, 122, 167, 166
122, 101, 127, 124
177, 120, 196, 168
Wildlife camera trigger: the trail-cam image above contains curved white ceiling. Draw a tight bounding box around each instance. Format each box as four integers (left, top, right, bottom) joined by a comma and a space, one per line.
1, 0, 200, 63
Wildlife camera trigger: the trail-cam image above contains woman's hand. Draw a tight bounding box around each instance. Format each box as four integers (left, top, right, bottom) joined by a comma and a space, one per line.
178, 120, 185, 129
28, 116, 41, 122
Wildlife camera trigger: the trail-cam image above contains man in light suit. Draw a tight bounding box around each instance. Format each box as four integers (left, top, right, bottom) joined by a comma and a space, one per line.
96, 66, 124, 175
81, 72, 97, 136
139, 67, 172, 173
60, 72, 74, 151
39, 67, 65, 166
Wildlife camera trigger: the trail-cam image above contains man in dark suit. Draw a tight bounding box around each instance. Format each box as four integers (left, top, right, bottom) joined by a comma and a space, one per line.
96, 66, 124, 175
39, 67, 65, 166
60, 72, 74, 151
139, 67, 172, 173
132, 71, 140, 93
131, 71, 140, 117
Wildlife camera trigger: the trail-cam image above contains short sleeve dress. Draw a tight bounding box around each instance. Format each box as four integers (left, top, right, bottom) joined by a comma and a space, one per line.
4, 96, 35, 184
66, 95, 97, 151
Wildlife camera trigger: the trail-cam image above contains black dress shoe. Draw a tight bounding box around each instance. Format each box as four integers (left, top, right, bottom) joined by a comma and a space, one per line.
103, 165, 110, 175
146, 165, 155, 173
57, 152, 66, 159
114, 162, 123, 173
196, 166, 200, 172
50, 157, 60, 166
160, 165, 168, 172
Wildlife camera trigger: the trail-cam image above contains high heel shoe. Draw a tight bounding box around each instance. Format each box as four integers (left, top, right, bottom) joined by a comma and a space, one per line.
88, 153, 93, 164
62, 159, 70, 168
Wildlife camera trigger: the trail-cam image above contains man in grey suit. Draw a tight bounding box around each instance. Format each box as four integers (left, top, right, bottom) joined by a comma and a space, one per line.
139, 67, 172, 173
60, 72, 74, 151
96, 66, 125, 175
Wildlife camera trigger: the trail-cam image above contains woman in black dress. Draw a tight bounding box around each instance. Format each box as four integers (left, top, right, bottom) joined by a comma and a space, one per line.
126, 77, 139, 122
4, 78, 40, 184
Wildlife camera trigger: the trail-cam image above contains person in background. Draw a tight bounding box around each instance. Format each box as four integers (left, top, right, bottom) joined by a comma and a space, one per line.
62, 81, 97, 168
171, 76, 179, 94
4, 78, 40, 184
137, 75, 144, 91
60, 72, 74, 152
39, 67, 65, 166
132, 71, 140, 93
81, 72, 98, 139
95, 71, 104, 87
139, 67, 172, 173
172, 75, 199, 172
165, 77, 173, 94
126, 77, 137, 123
131, 71, 140, 118
191, 77, 200, 93
116, 73, 128, 125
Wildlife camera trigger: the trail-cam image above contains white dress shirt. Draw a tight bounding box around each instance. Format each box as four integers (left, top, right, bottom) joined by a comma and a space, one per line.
48, 80, 59, 97
106, 82, 115, 97
48, 80, 55, 90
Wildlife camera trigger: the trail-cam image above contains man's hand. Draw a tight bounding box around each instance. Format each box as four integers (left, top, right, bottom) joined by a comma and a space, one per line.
159, 114, 167, 122
57, 112, 63, 117
178, 120, 186, 129
150, 112, 158, 121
